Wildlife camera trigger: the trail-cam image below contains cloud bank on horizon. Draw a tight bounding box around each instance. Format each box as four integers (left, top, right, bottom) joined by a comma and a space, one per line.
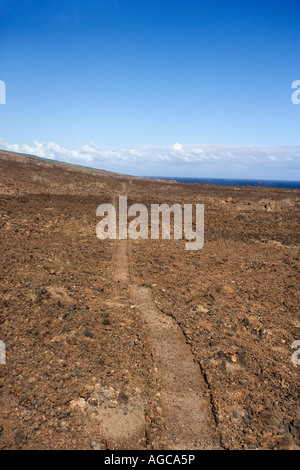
1, 139, 299, 181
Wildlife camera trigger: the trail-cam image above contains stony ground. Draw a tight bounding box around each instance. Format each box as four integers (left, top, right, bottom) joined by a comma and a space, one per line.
0, 150, 299, 450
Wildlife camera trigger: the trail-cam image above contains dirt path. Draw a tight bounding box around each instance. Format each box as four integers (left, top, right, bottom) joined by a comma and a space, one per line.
110, 186, 220, 450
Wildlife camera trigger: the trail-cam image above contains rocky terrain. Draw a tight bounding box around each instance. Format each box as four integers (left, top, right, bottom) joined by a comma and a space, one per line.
0, 150, 299, 450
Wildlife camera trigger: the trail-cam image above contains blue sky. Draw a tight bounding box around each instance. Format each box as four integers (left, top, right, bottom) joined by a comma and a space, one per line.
0, 0, 299, 179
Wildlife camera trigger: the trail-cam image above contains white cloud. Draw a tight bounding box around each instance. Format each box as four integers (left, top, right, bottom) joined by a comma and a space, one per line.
0, 138, 299, 179
173, 142, 183, 151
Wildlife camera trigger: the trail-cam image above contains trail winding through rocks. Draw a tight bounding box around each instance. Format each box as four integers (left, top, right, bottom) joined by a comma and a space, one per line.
111, 186, 220, 450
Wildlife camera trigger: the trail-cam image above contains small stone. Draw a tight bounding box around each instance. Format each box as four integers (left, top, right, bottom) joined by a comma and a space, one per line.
91, 439, 101, 450
87, 398, 98, 407
101, 387, 113, 400
108, 401, 118, 408
28, 376, 37, 384
117, 391, 129, 405
15, 430, 26, 447
60, 420, 69, 430
84, 328, 93, 338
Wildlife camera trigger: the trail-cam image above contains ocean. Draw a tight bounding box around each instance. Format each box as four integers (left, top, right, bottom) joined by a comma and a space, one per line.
148, 177, 300, 189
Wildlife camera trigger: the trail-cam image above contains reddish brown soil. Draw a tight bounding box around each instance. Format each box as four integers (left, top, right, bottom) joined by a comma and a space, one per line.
0, 150, 299, 450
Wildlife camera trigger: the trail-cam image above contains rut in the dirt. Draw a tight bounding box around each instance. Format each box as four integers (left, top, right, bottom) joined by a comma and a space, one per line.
111, 187, 220, 449
131, 283, 219, 449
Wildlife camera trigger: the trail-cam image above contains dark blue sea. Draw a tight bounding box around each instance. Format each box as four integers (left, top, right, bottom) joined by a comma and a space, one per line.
148, 177, 300, 189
